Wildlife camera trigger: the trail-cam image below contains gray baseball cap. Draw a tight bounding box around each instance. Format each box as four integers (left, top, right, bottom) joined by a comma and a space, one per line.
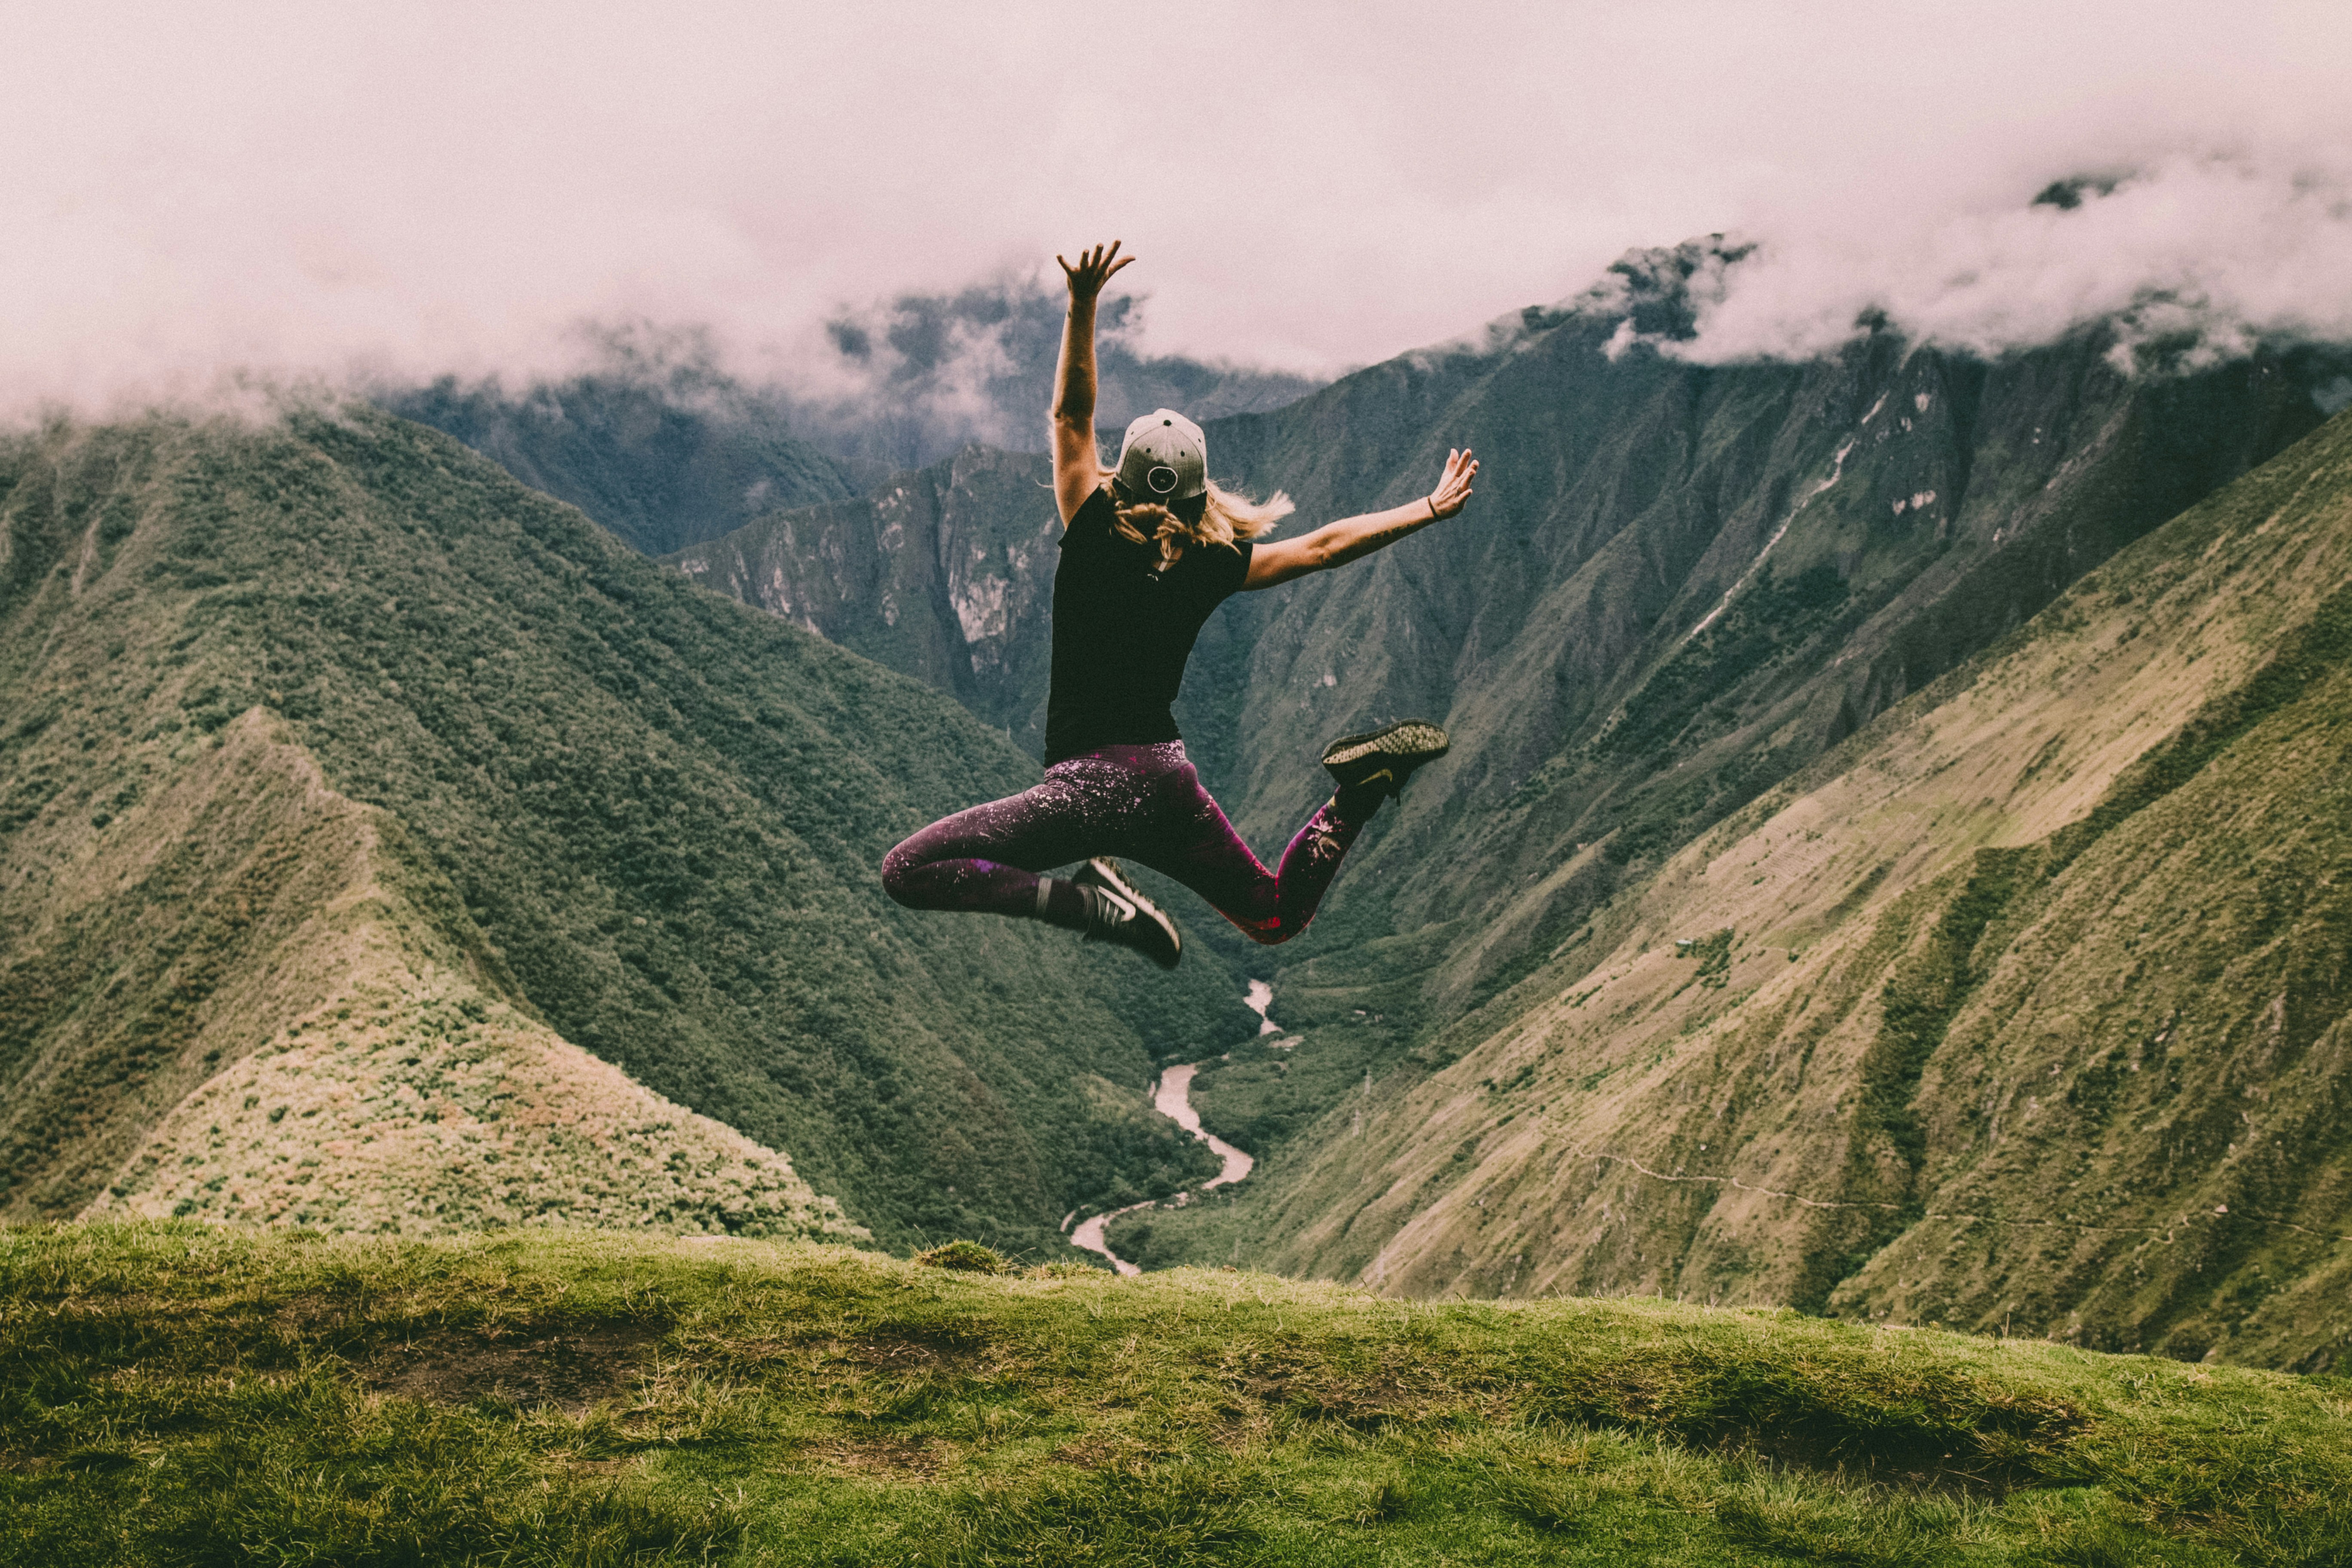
1116, 408, 1207, 503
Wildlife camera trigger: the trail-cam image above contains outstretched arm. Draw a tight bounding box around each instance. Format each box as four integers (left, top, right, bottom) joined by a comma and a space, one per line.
1051, 241, 1134, 526
1241, 448, 1479, 590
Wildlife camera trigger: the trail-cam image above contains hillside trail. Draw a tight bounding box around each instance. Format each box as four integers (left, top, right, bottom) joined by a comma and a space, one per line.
1067, 983, 1273, 1274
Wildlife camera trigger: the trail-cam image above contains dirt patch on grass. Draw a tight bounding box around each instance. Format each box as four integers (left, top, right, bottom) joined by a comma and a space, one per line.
1218, 1348, 1501, 1430
364, 1323, 664, 1412
804, 1432, 949, 1479
1047, 1432, 1163, 1472
1724, 1435, 2046, 1500
1675, 1375, 2092, 1499
836, 1331, 988, 1372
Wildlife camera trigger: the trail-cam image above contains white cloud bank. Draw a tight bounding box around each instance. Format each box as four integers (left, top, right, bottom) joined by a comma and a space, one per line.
3, 0, 2349, 412
1678, 153, 2352, 367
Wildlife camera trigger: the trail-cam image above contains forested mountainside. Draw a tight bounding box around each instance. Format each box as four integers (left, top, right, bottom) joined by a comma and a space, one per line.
665, 244, 2352, 1364
1136, 408, 2352, 1370
381, 372, 858, 557
0, 408, 1255, 1254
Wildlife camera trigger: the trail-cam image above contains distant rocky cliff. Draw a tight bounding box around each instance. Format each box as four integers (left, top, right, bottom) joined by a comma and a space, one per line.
666, 446, 1061, 754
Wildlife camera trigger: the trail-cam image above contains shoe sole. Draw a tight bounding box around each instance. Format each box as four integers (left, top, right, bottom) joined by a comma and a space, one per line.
1322, 721, 1451, 772
1076, 858, 1183, 970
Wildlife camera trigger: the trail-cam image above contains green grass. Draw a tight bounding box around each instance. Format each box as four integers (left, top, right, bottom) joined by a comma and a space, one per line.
4, 1224, 2346, 1565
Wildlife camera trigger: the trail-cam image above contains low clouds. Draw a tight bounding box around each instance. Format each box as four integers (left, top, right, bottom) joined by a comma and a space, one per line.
5, 1, 2349, 415
1677, 153, 2352, 369
793, 281, 1320, 470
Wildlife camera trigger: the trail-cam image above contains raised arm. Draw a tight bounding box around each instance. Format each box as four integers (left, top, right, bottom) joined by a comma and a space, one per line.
1051, 241, 1135, 525
1241, 448, 1479, 590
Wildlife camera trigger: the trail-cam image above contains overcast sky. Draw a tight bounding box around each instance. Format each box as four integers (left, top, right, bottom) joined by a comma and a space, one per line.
6, 0, 2349, 409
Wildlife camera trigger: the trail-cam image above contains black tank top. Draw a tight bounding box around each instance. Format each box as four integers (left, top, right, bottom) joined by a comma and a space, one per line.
1042, 488, 1254, 763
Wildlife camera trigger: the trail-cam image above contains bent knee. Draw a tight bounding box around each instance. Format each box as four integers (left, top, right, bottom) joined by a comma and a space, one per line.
879, 839, 926, 905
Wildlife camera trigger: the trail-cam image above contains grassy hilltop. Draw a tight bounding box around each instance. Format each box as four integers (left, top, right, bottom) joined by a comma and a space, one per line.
4, 1223, 2349, 1566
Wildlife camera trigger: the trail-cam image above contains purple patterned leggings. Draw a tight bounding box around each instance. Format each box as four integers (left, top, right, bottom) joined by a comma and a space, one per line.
880, 741, 1369, 945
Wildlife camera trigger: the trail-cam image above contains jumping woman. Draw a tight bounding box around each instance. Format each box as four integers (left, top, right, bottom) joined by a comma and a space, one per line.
881, 241, 1478, 967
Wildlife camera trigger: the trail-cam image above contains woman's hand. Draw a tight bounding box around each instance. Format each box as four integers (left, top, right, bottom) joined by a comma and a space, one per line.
1427, 447, 1479, 519
1057, 241, 1134, 302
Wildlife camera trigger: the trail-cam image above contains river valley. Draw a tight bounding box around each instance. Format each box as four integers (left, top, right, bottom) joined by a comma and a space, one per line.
1066, 985, 1270, 1273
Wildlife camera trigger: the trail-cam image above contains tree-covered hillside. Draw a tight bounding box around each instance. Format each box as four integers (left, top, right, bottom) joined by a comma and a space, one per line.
0, 407, 1256, 1253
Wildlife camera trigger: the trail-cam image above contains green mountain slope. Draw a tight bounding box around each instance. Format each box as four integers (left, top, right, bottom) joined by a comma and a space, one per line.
9, 1225, 2349, 1566
0, 409, 1253, 1253
1145, 406, 2352, 1369
1200, 275, 2344, 1017
667, 262, 2345, 986
0, 697, 856, 1242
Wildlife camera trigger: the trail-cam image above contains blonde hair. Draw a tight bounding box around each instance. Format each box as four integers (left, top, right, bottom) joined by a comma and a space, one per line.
1106, 474, 1294, 569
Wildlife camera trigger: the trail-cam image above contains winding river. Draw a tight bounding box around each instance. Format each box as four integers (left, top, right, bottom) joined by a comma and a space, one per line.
1067, 986, 1268, 1274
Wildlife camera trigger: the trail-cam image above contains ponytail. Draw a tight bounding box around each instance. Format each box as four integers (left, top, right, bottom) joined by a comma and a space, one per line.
1109, 476, 1295, 569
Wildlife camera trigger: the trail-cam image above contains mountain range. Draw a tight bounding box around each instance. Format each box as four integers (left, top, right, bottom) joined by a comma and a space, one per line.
1140, 402, 2352, 1371
11, 234, 2352, 1368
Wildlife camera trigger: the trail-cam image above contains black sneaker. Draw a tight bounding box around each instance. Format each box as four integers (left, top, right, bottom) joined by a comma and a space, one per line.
1321, 720, 1451, 799
1072, 858, 1182, 970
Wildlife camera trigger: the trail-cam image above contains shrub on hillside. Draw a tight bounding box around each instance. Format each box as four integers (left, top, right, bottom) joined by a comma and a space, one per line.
914, 1239, 1006, 1274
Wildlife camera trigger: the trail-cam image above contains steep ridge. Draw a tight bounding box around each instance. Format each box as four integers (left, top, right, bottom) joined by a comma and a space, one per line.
1200, 282, 2345, 1018
0, 410, 1243, 1252
53, 711, 858, 1240
1156, 408, 2352, 1367
385, 286, 1325, 557
651, 251, 2348, 1351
